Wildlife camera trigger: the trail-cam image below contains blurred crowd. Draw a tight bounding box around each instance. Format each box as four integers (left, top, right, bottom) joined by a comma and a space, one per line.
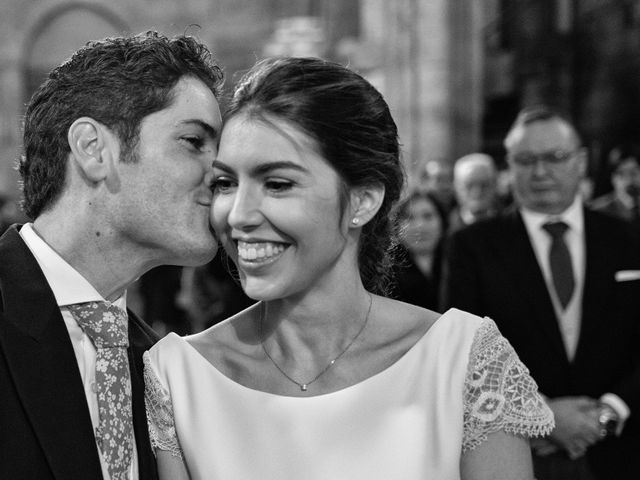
432, 106, 640, 478
393, 137, 640, 315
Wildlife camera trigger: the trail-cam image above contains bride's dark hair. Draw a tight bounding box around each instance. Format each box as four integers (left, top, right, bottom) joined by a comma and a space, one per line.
226, 56, 404, 295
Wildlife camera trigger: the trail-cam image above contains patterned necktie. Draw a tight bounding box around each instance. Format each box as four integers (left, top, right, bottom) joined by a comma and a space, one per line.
68, 301, 133, 480
542, 221, 575, 310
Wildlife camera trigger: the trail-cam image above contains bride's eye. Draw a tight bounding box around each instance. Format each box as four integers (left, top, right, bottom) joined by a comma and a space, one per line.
265, 179, 293, 193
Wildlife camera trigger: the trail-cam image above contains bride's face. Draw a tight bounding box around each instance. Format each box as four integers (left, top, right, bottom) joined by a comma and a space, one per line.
210, 113, 353, 301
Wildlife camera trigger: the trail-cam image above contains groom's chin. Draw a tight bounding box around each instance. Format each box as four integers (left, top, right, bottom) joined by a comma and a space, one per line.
171, 238, 219, 267
190, 243, 219, 266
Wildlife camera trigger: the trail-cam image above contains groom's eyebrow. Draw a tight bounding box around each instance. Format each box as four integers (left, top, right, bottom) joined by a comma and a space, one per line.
179, 119, 219, 140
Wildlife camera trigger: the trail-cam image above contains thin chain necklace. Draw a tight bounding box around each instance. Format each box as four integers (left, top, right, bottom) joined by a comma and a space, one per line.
260, 294, 373, 392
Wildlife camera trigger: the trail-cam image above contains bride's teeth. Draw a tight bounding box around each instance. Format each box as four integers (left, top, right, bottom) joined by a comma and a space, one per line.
237, 242, 285, 261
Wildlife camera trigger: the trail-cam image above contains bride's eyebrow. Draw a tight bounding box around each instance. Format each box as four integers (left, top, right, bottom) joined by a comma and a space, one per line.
212, 159, 309, 176
211, 160, 233, 173
253, 161, 308, 175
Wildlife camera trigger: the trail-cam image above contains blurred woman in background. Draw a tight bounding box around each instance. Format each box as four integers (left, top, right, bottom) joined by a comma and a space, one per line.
392, 190, 447, 310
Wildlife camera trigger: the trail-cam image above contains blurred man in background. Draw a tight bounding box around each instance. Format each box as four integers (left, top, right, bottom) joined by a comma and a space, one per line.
590, 143, 640, 232
442, 105, 640, 480
449, 152, 501, 231
418, 158, 456, 216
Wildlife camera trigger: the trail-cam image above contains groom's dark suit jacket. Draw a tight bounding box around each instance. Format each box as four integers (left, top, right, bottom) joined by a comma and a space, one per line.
441, 207, 640, 479
0, 225, 159, 480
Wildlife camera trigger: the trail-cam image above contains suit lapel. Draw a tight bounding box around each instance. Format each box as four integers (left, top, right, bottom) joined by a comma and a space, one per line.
0, 226, 103, 479
128, 310, 159, 479
502, 210, 569, 362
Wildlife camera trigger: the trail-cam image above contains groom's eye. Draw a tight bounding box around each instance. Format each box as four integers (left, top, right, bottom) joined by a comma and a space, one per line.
181, 136, 205, 151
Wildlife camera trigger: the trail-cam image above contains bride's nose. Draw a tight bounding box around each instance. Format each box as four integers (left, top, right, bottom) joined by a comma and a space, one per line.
227, 186, 263, 231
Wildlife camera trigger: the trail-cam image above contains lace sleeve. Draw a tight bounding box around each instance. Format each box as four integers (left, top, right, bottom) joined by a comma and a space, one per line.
462, 318, 555, 452
143, 352, 184, 459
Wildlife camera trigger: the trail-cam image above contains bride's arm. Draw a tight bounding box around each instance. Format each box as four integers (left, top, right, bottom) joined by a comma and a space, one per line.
460, 318, 555, 479
157, 451, 190, 480
461, 432, 534, 480
144, 352, 190, 479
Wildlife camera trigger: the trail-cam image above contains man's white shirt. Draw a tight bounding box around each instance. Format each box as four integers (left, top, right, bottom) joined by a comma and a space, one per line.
520, 194, 585, 361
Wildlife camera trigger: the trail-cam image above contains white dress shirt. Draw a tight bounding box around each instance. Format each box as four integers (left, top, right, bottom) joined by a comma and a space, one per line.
519, 198, 630, 427
520, 195, 585, 361
19, 223, 139, 480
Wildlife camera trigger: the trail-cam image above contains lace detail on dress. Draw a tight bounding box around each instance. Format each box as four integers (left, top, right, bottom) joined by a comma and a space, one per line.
462, 318, 555, 452
143, 352, 184, 459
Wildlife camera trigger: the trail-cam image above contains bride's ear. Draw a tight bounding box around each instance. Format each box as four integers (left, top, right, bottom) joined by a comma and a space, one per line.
348, 183, 385, 229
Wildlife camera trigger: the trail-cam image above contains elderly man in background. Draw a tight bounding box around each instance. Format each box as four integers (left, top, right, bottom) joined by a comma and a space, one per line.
418, 158, 457, 216
442, 105, 640, 480
448, 152, 501, 231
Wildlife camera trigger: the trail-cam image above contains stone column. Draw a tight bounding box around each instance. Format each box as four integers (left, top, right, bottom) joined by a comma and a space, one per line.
449, 0, 485, 159
359, 0, 484, 188
0, 50, 24, 198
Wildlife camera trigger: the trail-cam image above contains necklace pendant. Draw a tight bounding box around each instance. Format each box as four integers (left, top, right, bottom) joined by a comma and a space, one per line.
301, 384, 308, 391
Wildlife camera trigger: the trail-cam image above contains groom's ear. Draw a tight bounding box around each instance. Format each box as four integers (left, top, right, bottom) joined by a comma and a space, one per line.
68, 117, 120, 184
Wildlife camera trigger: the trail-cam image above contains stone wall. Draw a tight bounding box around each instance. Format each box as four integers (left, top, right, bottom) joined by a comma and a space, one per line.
0, 0, 480, 199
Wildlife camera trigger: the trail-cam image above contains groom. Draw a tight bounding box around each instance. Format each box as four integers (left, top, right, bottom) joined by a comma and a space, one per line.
0, 31, 223, 479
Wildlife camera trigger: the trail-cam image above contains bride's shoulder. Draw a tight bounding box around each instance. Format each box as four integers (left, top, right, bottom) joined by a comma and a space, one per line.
375, 296, 440, 331
372, 298, 486, 346
184, 303, 261, 364
364, 296, 439, 351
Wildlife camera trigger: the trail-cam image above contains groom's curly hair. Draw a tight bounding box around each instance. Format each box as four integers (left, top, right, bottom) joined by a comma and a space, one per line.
19, 30, 224, 219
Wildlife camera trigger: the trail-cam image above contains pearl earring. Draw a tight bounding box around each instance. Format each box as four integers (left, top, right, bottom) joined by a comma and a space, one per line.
352, 218, 360, 225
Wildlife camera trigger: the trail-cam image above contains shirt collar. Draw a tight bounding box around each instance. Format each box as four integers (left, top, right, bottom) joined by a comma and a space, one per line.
520, 194, 584, 235
459, 207, 496, 225
616, 190, 634, 209
19, 223, 126, 309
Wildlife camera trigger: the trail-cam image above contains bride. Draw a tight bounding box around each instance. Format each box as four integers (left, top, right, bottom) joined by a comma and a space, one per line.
144, 56, 553, 480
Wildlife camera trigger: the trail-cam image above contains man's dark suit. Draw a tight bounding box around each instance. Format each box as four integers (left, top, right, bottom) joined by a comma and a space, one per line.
0, 225, 159, 480
441, 207, 640, 479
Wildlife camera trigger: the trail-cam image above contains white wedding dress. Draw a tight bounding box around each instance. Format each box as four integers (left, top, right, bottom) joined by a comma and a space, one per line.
144, 308, 554, 480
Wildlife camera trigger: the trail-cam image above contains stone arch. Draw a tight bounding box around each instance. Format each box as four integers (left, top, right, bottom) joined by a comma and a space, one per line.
22, 2, 129, 102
